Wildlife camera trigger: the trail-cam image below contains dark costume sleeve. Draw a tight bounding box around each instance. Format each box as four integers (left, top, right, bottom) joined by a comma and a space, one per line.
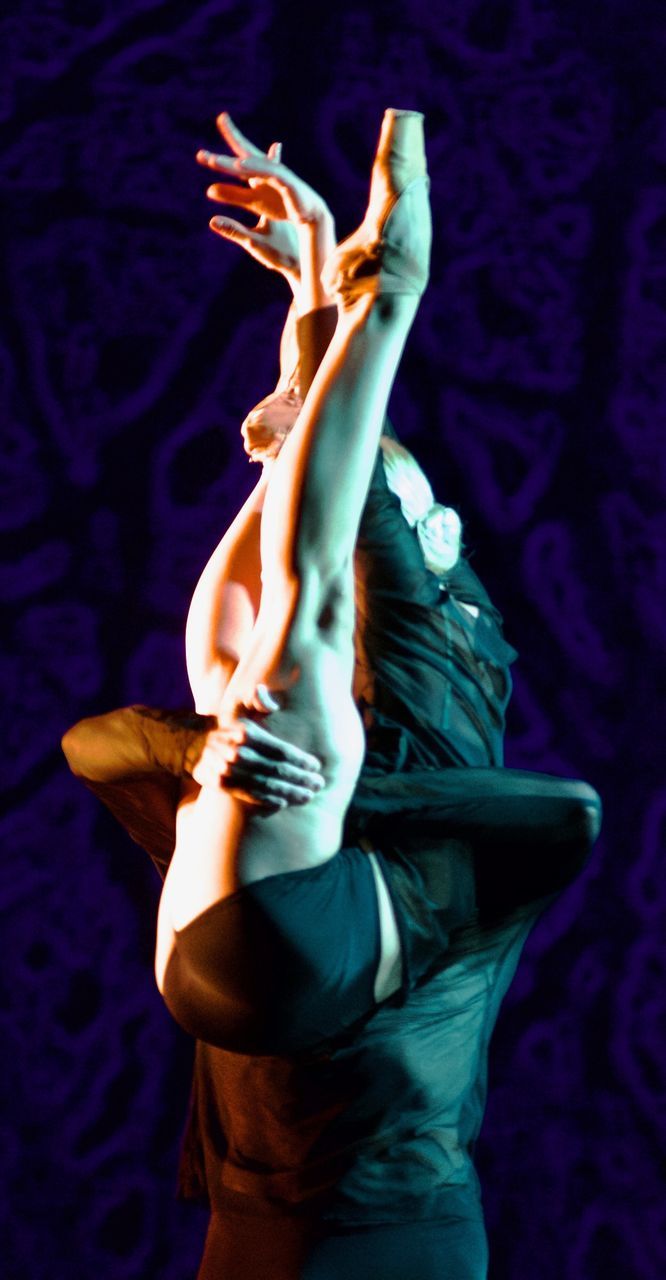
62, 706, 214, 877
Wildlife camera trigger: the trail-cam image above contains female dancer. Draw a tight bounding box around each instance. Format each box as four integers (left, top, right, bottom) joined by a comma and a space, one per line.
154, 107, 433, 1053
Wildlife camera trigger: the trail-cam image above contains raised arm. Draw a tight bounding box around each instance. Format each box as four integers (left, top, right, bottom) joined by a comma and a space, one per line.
185, 472, 267, 714
62, 121, 346, 871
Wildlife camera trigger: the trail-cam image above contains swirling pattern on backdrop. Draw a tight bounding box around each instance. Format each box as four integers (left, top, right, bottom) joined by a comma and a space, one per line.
2, 1, 664, 1276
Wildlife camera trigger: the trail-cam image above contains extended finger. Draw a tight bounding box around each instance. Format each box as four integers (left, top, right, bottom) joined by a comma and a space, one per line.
234, 154, 287, 181
225, 770, 318, 804
234, 157, 303, 212
241, 719, 323, 770
255, 683, 280, 712
268, 141, 283, 162
209, 216, 265, 245
233, 744, 324, 787
216, 112, 265, 160
196, 149, 245, 175
206, 182, 263, 209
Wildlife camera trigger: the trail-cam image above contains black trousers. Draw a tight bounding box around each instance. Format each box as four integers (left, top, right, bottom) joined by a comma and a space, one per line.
198, 1210, 488, 1280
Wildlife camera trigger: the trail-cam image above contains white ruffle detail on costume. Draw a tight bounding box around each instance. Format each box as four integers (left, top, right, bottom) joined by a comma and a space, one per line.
380, 435, 461, 574
416, 503, 462, 574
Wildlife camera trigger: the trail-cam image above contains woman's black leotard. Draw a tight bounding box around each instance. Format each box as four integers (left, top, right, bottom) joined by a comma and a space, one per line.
161, 848, 383, 1056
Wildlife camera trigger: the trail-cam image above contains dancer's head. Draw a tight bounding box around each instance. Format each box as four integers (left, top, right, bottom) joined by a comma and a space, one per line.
241, 387, 302, 461
241, 303, 302, 462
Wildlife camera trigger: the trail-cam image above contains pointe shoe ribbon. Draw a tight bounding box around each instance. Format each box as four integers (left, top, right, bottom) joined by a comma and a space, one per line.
322, 109, 432, 303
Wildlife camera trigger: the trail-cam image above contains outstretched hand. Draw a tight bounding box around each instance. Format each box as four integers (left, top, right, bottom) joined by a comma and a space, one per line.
196, 113, 335, 292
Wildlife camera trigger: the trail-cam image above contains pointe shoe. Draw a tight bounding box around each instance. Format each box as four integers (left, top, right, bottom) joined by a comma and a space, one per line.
322, 109, 431, 304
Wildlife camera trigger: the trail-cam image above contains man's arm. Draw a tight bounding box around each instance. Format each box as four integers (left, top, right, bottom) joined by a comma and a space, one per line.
62, 704, 323, 876
62, 706, 211, 876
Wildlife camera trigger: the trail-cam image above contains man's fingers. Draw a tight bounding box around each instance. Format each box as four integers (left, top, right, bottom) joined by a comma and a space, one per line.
201, 760, 316, 805
240, 718, 323, 770
226, 772, 319, 804
233, 744, 324, 787
202, 732, 323, 785
208, 719, 323, 774
268, 141, 283, 162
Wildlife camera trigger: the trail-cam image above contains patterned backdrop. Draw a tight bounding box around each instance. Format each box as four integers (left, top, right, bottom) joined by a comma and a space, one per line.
2, 0, 665, 1276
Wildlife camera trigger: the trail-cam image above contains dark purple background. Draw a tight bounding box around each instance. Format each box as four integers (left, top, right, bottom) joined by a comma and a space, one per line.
2, 1, 665, 1277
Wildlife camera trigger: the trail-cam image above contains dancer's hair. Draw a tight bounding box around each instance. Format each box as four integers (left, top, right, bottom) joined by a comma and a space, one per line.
379, 436, 461, 574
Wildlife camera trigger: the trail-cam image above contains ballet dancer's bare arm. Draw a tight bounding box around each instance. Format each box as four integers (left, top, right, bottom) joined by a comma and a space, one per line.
61, 472, 323, 863
188, 121, 342, 711
61, 421, 320, 868
62, 130, 339, 866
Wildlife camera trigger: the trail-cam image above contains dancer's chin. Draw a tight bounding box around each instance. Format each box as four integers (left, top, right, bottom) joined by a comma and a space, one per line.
246, 440, 283, 465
